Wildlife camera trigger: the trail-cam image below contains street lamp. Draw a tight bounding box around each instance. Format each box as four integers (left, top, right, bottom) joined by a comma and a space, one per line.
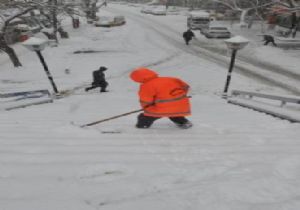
222, 35, 249, 99
22, 37, 59, 94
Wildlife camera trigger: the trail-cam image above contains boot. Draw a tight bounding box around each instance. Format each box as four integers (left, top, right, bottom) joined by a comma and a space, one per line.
176, 121, 193, 129
100, 89, 108, 92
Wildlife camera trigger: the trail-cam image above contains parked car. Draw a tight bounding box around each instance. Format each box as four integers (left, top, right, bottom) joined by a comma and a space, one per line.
141, 5, 166, 15
166, 6, 181, 15
94, 16, 114, 27
112, 16, 126, 26
274, 36, 300, 49
150, 6, 167, 15
141, 5, 155, 14
94, 16, 125, 27
201, 25, 231, 38
187, 11, 211, 30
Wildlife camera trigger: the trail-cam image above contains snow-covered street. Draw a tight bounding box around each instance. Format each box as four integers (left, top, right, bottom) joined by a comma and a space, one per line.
1, 3, 300, 210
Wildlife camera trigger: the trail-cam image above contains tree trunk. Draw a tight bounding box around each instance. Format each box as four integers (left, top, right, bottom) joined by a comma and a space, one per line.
58, 27, 69, 38
50, 0, 58, 43
290, 15, 299, 38
286, 0, 298, 38
42, 31, 56, 40
91, 2, 97, 20
240, 9, 251, 27
0, 36, 22, 67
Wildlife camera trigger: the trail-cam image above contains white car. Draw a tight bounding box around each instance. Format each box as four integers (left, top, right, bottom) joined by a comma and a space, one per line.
201, 26, 231, 38
150, 6, 167, 15
141, 5, 155, 14
94, 16, 114, 27
112, 16, 126, 26
141, 5, 166, 15
187, 11, 211, 30
94, 16, 125, 27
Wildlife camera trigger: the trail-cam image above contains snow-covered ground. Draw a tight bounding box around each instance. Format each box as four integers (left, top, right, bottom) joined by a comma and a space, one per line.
122, 3, 300, 72
0, 3, 300, 210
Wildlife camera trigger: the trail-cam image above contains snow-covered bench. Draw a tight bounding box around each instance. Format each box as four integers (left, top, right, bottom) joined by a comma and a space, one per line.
257, 34, 300, 48
274, 37, 300, 48
0, 89, 53, 111
228, 90, 300, 123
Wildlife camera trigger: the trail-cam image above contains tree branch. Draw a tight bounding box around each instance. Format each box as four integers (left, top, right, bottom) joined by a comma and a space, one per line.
2, 6, 37, 32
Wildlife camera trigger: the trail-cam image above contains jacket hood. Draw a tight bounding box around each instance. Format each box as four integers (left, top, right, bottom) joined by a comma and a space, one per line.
99, 66, 107, 71
130, 67, 158, 83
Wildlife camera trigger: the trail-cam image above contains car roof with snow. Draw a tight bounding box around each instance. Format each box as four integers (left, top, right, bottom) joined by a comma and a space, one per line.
208, 25, 229, 29
188, 11, 210, 17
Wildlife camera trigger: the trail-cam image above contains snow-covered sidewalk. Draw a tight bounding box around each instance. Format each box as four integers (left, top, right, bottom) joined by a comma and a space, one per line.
1, 92, 300, 210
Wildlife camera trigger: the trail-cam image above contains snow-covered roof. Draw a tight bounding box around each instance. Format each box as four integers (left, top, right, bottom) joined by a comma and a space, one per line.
226, 35, 249, 43
22, 37, 48, 51
22, 37, 48, 46
188, 11, 210, 17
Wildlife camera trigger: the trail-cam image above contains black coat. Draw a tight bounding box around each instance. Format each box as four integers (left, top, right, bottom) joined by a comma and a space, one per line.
263, 35, 275, 42
92, 70, 107, 85
183, 30, 195, 41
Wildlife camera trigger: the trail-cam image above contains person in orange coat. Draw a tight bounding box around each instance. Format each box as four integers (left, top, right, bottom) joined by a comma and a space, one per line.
130, 67, 192, 129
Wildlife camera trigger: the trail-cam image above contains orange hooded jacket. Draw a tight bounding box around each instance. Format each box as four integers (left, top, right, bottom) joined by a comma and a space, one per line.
130, 67, 191, 117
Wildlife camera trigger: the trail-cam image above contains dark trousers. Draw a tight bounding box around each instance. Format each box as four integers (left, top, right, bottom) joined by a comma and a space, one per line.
184, 38, 191, 45
85, 82, 108, 92
136, 113, 189, 128
264, 40, 277, 46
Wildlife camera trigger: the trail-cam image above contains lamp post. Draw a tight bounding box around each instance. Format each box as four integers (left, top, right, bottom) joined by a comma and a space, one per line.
222, 36, 249, 99
22, 37, 59, 94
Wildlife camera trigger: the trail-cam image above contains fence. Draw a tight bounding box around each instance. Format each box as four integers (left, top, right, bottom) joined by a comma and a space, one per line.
0, 89, 53, 111
228, 90, 300, 123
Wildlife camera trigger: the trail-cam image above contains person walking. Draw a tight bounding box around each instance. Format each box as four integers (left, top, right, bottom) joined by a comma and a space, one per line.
130, 67, 192, 129
85, 66, 109, 92
183, 29, 195, 45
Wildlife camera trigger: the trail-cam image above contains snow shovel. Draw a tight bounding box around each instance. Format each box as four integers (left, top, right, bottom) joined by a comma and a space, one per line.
79, 107, 145, 128
79, 96, 190, 128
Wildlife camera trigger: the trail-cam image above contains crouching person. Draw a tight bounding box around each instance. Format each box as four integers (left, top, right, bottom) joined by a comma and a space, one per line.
130, 67, 192, 129
263, 35, 277, 46
85, 66, 108, 92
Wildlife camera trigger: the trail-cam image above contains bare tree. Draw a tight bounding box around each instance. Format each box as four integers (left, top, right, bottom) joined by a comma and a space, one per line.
212, 0, 275, 27
81, 0, 98, 21
81, 0, 107, 22
0, 6, 37, 67
0, 0, 81, 67
280, 0, 300, 37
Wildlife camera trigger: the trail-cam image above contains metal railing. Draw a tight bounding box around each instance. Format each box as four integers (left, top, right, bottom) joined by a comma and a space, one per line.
231, 90, 300, 107
228, 90, 300, 123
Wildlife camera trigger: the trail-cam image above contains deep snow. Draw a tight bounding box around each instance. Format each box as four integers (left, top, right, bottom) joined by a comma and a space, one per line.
0, 3, 300, 210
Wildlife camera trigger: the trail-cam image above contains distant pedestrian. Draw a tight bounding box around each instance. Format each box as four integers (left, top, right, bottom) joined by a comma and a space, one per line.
263, 35, 277, 46
65, 68, 70, 74
72, 17, 80, 29
85, 66, 109, 92
292, 27, 297, 38
183, 29, 195, 45
130, 67, 193, 129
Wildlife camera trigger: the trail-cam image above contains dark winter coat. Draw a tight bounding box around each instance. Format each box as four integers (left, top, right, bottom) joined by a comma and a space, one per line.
183, 30, 195, 41
263, 35, 275, 42
92, 69, 107, 86
263, 35, 277, 46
